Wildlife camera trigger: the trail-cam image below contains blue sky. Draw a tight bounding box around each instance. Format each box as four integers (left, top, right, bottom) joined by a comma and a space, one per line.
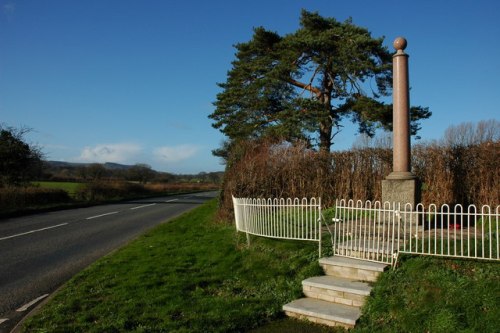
1, 0, 499, 174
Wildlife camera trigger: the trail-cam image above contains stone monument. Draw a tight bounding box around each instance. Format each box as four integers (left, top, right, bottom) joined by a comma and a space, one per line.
382, 37, 421, 207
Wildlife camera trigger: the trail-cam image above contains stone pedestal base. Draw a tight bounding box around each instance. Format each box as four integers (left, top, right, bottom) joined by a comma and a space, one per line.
382, 178, 420, 208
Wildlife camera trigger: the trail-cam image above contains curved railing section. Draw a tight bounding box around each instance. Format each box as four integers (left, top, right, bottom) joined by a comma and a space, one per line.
332, 200, 499, 265
232, 196, 323, 256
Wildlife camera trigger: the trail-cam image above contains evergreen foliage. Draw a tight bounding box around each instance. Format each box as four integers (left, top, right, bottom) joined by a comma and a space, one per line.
210, 10, 431, 156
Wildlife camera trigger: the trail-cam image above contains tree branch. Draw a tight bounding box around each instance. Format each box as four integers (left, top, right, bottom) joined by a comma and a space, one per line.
288, 78, 322, 98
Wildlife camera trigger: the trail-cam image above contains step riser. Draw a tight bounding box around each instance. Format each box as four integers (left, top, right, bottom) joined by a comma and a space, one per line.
336, 250, 392, 261
321, 264, 382, 282
284, 311, 354, 329
303, 285, 366, 307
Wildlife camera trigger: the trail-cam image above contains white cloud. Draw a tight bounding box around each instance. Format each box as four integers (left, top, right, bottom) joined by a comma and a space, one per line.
78, 143, 142, 163
153, 144, 199, 163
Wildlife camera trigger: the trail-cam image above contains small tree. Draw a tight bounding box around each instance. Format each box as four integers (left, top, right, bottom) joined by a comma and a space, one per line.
86, 163, 107, 181
0, 125, 43, 187
127, 163, 156, 184
442, 119, 500, 147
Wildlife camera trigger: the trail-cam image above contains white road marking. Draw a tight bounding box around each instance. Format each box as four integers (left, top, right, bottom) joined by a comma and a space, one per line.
86, 211, 119, 220
130, 203, 157, 210
165, 199, 178, 203
0, 223, 69, 241
16, 294, 49, 312
0, 318, 8, 324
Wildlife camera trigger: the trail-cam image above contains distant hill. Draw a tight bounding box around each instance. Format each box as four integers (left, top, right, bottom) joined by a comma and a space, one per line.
45, 161, 135, 170
41, 161, 224, 183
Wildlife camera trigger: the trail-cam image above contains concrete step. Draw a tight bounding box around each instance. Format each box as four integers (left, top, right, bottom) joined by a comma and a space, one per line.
283, 297, 360, 329
302, 275, 371, 307
319, 256, 388, 282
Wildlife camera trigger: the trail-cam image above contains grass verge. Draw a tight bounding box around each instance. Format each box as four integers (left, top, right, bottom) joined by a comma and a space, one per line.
355, 255, 500, 333
22, 199, 500, 332
23, 199, 324, 333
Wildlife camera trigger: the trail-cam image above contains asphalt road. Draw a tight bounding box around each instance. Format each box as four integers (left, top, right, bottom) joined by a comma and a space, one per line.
0, 191, 217, 332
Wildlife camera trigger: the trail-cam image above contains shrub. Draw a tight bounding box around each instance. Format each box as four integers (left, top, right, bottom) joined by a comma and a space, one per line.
0, 186, 71, 212
219, 139, 499, 221
75, 181, 148, 202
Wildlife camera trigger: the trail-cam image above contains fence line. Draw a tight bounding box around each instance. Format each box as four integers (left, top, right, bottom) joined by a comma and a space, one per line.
232, 196, 322, 256
233, 197, 499, 265
333, 199, 499, 265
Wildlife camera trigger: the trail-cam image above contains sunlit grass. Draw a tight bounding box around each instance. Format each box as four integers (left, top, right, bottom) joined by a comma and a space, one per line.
23, 200, 323, 333
22, 200, 500, 332
33, 181, 82, 197
355, 255, 500, 333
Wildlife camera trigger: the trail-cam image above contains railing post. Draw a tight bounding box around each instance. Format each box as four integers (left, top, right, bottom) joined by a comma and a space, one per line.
318, 198, 322, 258
243, 199, 250, 247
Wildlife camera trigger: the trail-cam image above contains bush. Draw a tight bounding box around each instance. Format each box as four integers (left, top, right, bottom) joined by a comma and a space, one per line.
75, 181, 148, 202
74, 181, 220, 202
413, 141, 500, 206
144, 182, 219, 193
219, 140, 335, 220
219, 138, 499, 220
0, 186, 71, 212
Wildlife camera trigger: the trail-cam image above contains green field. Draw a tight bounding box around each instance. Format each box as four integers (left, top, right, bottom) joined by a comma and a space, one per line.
33, 181, 82, 197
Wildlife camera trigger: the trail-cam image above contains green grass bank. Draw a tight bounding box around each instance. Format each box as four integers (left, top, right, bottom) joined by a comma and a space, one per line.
23, 199, 323, 332
23, 200, 500, 332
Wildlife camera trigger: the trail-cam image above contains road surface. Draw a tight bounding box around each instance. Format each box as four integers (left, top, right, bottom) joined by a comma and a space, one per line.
0, 191, 217, 332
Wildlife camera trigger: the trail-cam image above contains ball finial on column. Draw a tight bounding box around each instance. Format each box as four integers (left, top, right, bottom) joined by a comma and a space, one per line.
393, 37, 407, 51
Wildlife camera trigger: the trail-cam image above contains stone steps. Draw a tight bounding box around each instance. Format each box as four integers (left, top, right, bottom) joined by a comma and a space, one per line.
302, 275, 371, 307
319, 256, 387, 282
283, 298, 360, 329
283, 256, 388, 328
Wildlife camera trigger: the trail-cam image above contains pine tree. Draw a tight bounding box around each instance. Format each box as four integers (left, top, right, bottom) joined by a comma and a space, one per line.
209, 10, 431, 156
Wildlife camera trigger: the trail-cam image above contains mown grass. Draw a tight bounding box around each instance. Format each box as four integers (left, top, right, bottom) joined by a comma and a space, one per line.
23, 199, 325, 333
355, 255, 500, 333
23, 199, 500, 333
33, 181, 83, 197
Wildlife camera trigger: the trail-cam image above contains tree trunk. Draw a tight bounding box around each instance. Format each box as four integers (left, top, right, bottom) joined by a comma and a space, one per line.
319, 82, 333, 152
319, 118, 332, 152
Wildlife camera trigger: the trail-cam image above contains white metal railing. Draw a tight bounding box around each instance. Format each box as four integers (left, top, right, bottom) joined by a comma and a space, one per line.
333, 199, 500, 265
232, 196, 322, 256
333, 200, 400, 265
